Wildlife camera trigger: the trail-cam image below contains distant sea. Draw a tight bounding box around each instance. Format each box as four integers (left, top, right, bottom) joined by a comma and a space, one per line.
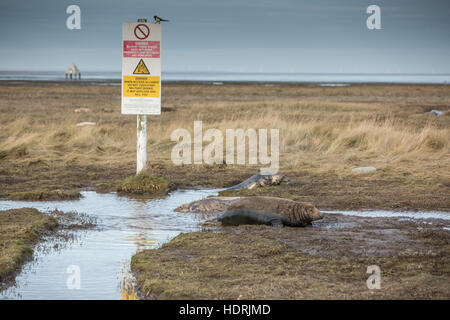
0, 70, 449, 85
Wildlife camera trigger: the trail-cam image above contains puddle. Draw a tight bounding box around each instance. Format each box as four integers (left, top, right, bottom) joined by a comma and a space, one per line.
319, 83, 351, 87
322, 209, 450, 221
0, 189, 221, 300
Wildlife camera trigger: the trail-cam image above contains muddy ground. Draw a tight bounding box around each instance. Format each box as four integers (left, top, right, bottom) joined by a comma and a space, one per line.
131, 213, 450, 299
1, 161, 449, 211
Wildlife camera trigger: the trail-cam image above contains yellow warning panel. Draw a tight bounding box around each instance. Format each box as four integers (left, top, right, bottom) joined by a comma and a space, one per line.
123, 76, 160, 97
133, 59, 150, 74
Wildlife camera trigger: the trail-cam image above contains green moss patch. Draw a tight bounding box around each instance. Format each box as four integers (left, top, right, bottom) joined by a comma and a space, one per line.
117, 174, 168, 195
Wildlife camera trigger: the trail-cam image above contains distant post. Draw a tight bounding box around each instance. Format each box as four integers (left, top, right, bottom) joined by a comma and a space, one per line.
121, 18, 162, 174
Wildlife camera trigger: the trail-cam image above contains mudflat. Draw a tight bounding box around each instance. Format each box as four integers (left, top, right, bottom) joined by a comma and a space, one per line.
132, 214, 450, 299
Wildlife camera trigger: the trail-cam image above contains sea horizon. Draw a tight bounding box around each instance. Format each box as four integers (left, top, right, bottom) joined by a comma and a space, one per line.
0, 70, 449, 84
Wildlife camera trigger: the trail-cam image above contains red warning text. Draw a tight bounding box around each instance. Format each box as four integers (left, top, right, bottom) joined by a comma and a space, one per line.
123, 41, 160, 58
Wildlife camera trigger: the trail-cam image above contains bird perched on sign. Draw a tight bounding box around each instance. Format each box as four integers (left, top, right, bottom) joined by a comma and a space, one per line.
154, 15, 169, 23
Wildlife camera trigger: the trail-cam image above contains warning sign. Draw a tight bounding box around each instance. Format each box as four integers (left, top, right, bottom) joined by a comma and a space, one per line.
123, 41, 160, 58
133, 59, 150, 74
122, 22, 161, 115
123, 76, 160, 97
134, 24, 150, 40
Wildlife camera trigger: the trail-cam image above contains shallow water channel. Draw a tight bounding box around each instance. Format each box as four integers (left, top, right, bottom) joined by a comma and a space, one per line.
322, 209, 450, 221
0, 189, 221, 300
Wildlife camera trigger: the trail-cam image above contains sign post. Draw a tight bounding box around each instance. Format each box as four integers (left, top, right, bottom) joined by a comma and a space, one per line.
122, 18, 162, 174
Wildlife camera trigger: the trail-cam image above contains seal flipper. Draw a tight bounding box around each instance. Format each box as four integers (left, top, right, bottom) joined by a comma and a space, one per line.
270, 218, 284, 227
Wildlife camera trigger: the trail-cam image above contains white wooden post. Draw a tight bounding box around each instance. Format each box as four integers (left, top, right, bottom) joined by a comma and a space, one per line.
135, 18, 148, 175
136, 114, 147, 174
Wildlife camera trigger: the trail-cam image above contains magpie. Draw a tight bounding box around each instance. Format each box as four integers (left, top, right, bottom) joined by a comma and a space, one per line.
154, 15, 169, 23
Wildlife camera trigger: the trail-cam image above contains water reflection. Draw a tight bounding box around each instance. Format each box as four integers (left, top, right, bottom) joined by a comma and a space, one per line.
322, 209, 450, 220
0, 189, 221, 300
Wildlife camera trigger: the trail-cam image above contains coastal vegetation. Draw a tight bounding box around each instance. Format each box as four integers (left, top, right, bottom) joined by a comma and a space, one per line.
0, 82, 448, 209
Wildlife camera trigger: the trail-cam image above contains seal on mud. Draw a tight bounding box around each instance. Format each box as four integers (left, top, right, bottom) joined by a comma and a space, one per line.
219, 196, 324, 227
175, 197, 240, 214
219, 209, 288, 227
226, 174, 288, 190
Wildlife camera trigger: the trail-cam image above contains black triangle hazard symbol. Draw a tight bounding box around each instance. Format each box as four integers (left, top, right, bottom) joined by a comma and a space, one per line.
133, 59, 150, 75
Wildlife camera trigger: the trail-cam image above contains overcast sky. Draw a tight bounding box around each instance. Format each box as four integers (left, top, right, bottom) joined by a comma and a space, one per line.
0, 0, 449, 73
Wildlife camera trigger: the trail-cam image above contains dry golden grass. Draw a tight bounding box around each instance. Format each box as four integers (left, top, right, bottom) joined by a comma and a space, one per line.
0, 83, 448, 184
